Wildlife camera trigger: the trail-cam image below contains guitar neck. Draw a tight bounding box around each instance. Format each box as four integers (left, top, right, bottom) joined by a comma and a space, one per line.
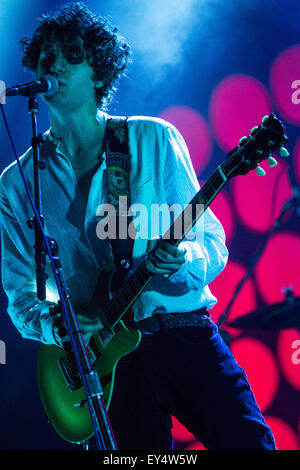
103, 166, 228, 328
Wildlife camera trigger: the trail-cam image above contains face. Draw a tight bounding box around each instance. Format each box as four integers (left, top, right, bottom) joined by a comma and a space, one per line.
36, 38, 103, 111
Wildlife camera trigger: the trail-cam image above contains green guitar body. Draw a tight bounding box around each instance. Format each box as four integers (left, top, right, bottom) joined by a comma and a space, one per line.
38, 264, 141, 444
38, 322, 141, 444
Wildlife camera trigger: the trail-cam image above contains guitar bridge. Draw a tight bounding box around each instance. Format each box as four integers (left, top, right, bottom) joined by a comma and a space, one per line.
57, 343, 98, 392
98, 323, 115, 347
57, 352, 82, 392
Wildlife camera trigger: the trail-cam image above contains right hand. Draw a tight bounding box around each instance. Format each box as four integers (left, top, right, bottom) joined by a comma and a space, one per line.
76, 314, 104, 346
54, 313, 104, 347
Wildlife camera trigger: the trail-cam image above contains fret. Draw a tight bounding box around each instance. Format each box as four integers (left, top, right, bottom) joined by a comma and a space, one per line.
126, 277, 140, 295
193, 188, 207, 206
105, 262, 154, 326
194, 170, 225, 208
134, 265, 148, 286
105, 296, 124, 325
118, 286, 131, 304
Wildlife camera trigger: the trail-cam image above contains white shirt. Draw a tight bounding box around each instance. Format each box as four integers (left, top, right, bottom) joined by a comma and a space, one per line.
0, 111, 228, 345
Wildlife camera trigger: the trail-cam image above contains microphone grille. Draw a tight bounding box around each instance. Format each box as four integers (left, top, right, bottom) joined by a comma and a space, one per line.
42, 75, 59, 96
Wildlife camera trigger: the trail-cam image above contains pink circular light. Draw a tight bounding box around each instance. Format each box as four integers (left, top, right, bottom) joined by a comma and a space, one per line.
255, 232, 300, 304
277, 329, 300, 391
209, 74, 272, 152
270, 45, 300, 125
201, 182, 235, 243
171, 416, 194, 443
230, 338, 279, 412
158, 105, 212, 175
209, 260, 257, 337
231, 160, 292, 233
265, 416, 299, 450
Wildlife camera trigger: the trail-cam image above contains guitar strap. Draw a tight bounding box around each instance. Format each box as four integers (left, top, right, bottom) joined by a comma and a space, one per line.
52, 117, 135, 344
104, 116, 135, 294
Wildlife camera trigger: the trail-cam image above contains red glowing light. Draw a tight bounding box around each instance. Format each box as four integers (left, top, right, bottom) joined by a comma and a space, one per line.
270, 44, 300, 125
158, 105, 212, 175
265, 416, 299, 450
231, 160, 292, 233
277, 329, 300, 391
185, 441, 206, 450
230, 337, 279, 412
255, 232, 300, 304
171, 416, 194, 443
206, 188, 235, 243
209, 260, 257, 337
209, 74, 272, 152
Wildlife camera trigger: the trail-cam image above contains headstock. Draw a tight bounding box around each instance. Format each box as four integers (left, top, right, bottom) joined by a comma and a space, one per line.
222, 114, 289, 179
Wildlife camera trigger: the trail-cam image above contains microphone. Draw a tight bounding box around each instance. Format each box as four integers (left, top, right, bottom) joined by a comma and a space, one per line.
5, 74, 59, 98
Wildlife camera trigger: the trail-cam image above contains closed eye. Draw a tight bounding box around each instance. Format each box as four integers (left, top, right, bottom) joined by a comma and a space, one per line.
39, 53, 55, 64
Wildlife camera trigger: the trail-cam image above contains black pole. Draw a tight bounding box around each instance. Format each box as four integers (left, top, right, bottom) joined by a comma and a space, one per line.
28, 96, 47, 301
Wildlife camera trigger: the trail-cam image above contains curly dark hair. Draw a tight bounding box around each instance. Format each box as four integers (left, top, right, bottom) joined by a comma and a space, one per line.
18, 2, 131, 109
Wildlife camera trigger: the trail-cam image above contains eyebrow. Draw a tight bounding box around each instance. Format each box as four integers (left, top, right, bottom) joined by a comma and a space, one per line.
40, 43, 60, 53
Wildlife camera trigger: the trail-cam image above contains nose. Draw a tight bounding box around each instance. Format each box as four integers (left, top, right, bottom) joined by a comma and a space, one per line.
48, 50, 67, 75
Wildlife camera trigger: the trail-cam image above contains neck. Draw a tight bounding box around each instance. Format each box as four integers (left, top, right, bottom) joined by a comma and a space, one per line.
49, 102, 106, 168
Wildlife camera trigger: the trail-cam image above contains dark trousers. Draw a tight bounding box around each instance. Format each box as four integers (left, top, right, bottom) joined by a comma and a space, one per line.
107, 321, 276, 450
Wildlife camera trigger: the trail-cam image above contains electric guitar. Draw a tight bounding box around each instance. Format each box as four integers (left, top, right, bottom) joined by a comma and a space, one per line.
38, 113, 288, 444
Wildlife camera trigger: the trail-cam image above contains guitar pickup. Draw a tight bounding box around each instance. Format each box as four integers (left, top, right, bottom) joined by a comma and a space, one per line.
97, 317, 115, 347
57, 353, 82, 392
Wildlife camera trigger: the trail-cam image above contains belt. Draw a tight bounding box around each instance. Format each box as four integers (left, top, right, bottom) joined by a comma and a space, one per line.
126, 308, 211, 334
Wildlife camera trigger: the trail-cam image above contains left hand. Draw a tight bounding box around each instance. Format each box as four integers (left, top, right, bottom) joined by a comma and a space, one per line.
145, 239, 187, 275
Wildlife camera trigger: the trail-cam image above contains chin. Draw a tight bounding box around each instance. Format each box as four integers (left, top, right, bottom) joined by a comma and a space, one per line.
43, 90, 67, 105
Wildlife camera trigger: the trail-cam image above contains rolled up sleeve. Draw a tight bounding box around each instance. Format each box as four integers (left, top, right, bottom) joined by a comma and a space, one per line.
0, 180, 57, 345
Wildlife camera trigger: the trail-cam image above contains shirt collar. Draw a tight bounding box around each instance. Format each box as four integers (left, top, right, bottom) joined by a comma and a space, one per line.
43, 109, 109, 155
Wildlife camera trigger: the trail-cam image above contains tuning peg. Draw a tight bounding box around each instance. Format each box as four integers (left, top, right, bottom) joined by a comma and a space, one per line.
279, 147, 289, 157
256, 166, 266, 176
239, 136, 247, 144
262, 115, 269, 123
268, 156, 278, 167
251, 126, 259, 134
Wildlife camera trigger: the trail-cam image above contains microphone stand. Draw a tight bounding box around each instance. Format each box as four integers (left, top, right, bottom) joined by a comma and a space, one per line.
26, 94, 117, 450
